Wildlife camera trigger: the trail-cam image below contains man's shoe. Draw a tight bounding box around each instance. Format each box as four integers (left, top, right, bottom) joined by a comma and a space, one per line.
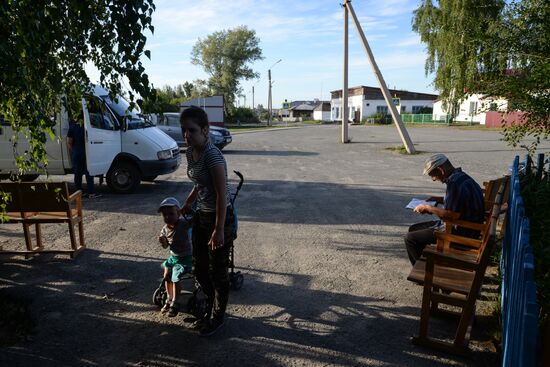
88, 193, 102, 199
199, 317, 225, 337
185, 317, 207, 330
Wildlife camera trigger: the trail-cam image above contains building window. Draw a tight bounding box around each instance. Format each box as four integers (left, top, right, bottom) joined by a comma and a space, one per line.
376, 106, 389, 115
489, 102, 498, 111
401, 106, 406, 113
412, 106, 424, 114
469, 101, 478, 115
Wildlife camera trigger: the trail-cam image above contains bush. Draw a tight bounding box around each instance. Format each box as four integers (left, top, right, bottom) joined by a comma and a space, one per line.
227, 107, 260, 124
519, 170, 550, 329
366, 113, 392, 124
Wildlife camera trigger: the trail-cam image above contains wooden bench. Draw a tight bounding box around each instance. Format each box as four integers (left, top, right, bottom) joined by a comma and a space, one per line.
0, 182, 85, 258
483, 176, 510, 237
406, 178, 508, 354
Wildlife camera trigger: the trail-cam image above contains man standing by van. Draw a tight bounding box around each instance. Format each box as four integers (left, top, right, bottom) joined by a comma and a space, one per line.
67, 116, 100, 198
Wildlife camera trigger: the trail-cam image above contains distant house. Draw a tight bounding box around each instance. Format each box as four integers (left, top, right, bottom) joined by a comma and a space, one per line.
330, 86, 438, 123
280, 99, 319, 119
432, 94, 513, 126
289, 104, 315, 120
313, 102, 331, 122
180, 95, 224, 127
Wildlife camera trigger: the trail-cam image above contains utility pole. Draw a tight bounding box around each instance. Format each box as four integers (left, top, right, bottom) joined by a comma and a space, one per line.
342, 2, 349, 143
268, 69, 272, 126
343, 0, 416, 153
252, 86, 255, 112
267, 59, 282, 126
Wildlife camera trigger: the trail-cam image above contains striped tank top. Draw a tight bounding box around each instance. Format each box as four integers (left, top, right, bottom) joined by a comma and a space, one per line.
186, 140, 230, 212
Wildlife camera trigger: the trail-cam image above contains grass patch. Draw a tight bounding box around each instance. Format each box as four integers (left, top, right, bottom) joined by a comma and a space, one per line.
0, 290, 34, 346
384, 145, 424, 154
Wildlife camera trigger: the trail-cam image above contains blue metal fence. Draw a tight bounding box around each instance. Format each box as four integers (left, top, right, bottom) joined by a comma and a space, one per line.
501, 156, 540, 366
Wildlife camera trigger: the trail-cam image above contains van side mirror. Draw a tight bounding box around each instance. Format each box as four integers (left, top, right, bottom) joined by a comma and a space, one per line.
122, 117, 128, 132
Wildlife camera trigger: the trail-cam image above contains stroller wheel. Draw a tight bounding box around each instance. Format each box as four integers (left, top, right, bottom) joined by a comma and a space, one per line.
153, 287, 167, 307
230, 271, 244, 291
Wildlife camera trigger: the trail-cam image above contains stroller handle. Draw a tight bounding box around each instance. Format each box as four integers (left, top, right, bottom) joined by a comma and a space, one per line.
232, 170, 244, 203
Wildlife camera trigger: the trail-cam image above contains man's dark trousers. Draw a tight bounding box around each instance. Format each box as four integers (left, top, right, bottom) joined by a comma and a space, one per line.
71, 151, 94, 194
404, 221, 438, 265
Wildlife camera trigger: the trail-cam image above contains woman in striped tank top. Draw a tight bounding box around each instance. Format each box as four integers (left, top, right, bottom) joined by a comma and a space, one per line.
180, 106, 234, 337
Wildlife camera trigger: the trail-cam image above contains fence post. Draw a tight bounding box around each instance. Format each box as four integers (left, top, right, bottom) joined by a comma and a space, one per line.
536, 153, 544, 181
525, 154, 532, 176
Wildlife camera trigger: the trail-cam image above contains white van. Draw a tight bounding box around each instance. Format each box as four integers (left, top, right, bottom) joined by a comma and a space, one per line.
0, 86, 181, 193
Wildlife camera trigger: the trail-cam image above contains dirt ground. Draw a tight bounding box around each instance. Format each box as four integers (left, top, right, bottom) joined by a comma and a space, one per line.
1, 124, 546, 366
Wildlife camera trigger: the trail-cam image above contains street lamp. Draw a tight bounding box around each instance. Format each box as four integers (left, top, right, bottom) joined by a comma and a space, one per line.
268, 59, 282, 126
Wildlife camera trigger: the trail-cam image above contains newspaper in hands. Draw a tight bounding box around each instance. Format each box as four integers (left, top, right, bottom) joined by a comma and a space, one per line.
406, 198, 437, 210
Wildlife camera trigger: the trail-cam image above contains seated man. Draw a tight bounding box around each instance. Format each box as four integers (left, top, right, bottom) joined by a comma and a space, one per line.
404, 153, 485, 265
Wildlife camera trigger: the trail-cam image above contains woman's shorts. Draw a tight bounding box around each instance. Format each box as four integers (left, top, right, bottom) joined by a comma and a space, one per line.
162, 255, 192, 282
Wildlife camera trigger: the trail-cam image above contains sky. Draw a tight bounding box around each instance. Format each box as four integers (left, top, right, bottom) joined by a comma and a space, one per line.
102, 0, 438, 108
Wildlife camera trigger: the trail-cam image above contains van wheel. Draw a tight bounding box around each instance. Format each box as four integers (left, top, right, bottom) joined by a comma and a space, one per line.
106, 162, 141, 194
10, 174, 39, 182
142, 175, 157, 182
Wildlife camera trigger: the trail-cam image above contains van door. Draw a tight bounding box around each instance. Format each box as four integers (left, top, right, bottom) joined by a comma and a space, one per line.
82, 96, 121, 176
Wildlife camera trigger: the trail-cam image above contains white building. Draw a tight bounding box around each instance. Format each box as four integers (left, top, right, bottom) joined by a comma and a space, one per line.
432, 94, 508, 124
180, 95, 225, 127
330, 86, 438, 122
313, 102, 331, 122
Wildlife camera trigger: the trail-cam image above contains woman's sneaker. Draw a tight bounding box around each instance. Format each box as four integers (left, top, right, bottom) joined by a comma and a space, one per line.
161, 301, 171, 313
199, 317, 225, 337
167, 304, 179, 317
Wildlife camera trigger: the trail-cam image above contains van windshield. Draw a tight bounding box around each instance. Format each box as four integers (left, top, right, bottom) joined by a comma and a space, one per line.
100, 95, 154, 129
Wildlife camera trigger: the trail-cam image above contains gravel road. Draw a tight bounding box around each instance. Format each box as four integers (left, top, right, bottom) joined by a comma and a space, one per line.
2, 124, 546, 366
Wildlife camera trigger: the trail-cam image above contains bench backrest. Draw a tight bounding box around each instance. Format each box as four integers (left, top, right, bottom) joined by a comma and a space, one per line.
484, 176, 510, 209
0, 182, 71, 213
474, 178, 508, 265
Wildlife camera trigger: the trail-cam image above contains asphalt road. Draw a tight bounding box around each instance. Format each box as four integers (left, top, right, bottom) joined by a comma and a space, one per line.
1, 124, 547, 366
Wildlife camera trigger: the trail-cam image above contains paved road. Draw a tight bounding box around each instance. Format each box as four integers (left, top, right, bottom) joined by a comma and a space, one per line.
1, 124, 546, 366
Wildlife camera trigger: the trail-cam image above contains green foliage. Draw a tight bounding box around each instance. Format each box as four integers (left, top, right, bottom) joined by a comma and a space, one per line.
366, 112, 392, 124
384, 145, 422, 154
0, 0, 156, 175
519, 168, 550, 329
141, 81, 213, 113
191, 26, 263, 113
227, 107, 260, 124
413, 0, 550, 149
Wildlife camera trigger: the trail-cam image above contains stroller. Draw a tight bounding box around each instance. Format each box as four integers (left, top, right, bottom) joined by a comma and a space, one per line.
152, 171, 244, 318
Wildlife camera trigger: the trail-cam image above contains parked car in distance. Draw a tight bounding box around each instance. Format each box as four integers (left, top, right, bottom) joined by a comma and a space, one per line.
157, 112, 232, 150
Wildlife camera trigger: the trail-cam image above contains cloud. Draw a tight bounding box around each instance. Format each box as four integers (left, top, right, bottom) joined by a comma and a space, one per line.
396, 35, 421, 47
140, 0, 433, 98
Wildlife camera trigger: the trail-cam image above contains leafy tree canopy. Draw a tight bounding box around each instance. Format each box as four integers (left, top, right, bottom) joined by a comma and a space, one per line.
191, 26, 263, 113
413, 0, 550, 150
0, 0, 155, 175
141, 81, 211, 114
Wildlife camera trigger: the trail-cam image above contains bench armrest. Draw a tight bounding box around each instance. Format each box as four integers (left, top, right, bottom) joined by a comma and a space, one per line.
68, 190, 82, 202
441, 218, 485, 231
68, 190, 82, 214
434, 231, 483, 250
423, 247, 479, 270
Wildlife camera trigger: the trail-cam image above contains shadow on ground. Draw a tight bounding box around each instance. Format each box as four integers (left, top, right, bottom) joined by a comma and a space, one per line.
0, 249, 497, 367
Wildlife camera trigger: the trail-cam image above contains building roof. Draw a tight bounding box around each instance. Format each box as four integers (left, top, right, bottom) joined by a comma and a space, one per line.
290, 104, 315, 111
330, 86, 438, 101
